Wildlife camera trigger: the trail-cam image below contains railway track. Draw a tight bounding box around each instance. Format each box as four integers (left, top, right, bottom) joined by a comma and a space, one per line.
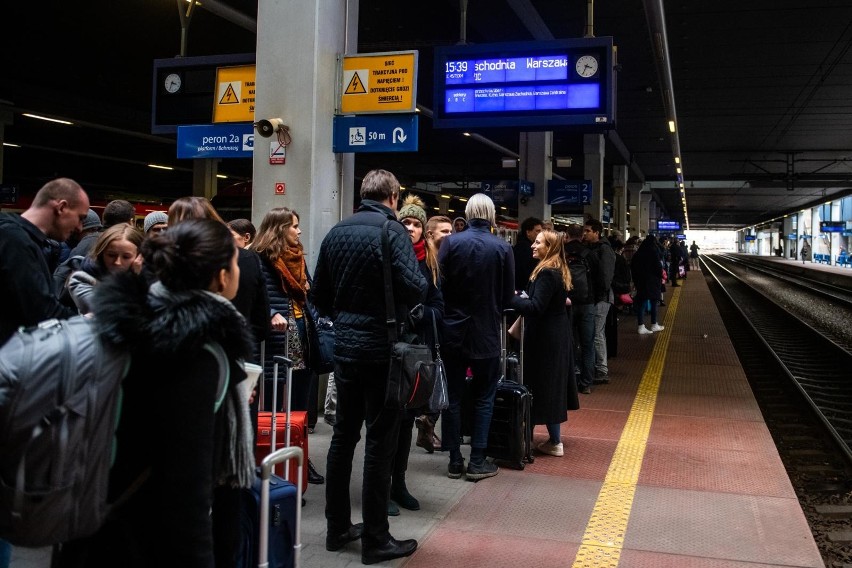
702, 256, 852, 566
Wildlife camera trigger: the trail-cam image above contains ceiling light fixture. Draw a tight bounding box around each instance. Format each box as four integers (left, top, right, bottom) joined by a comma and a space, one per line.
462, 132, 471, 137
668, 120, 675, 133
674, 156, 680, 164
2, 142, 20, 148
148, 164, 174, 171
216, 174, 227, 179
22, 113, 73, 126
502, 157, 517, 168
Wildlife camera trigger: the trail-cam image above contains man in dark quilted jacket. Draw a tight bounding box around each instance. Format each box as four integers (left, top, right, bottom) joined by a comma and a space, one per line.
312, 169, 427, 565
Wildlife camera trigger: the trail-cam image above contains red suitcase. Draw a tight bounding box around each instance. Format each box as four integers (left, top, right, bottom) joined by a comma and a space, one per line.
255, 350, 309, 493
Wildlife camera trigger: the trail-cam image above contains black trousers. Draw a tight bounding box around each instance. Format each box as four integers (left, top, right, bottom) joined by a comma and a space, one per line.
325, 360, 400, 546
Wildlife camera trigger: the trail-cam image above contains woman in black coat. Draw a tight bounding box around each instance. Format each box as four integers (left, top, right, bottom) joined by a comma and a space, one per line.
509, 229, 578, 458
630, 235, 665, 335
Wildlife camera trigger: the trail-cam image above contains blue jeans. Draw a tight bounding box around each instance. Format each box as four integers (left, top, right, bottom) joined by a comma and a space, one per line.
0, 540, 9, 568
636, 297, 659, 327
325, 360, 401, 546
573, 303, 596, 388
546, 423, 561, 444
593, 301, 610, 376
441, 354, 500, 460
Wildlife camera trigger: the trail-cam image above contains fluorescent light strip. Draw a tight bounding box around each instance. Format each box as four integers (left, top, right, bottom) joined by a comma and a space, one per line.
668, 120, 675, 133
22, 113, 73, 126
148, 164, 174, 171
2, 142, 20, 148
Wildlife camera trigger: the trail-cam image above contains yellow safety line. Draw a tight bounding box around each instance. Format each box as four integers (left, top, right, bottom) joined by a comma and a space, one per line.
571, 287, 682, 568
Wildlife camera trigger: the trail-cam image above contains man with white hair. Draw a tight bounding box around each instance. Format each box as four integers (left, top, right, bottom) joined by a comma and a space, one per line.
438, 193, 515, 481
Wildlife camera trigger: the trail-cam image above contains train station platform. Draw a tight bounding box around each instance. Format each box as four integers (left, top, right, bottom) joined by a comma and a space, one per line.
11, 266, 825, 568
737, 254, 852, 288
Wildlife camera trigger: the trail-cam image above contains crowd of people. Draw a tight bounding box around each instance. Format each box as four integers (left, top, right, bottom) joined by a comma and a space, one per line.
0, 173, 697, 567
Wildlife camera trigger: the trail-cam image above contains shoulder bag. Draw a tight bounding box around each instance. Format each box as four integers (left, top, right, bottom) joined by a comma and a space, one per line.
381, 221, 435, 410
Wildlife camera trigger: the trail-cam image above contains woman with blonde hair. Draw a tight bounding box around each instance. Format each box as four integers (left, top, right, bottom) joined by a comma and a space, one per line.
252, 206, 325, 485
508, 229, 579, 457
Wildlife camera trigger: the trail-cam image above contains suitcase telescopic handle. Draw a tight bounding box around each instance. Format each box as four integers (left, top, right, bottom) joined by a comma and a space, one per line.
259, 446, 303, 568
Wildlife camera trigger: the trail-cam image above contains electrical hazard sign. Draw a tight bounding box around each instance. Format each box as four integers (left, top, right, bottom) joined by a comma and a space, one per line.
344, 71, 368, 94
340, 51, 417, 114
213, 64, 256, 123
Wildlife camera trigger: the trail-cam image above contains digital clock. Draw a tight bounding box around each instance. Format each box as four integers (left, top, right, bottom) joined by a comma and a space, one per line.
433, 38, 614, 129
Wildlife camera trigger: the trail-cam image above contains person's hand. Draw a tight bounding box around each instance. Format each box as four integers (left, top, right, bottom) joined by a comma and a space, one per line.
565, 297, 572, 306
248, 387, 257, 406
271, 313, 287, 331
131, 254, 144, 274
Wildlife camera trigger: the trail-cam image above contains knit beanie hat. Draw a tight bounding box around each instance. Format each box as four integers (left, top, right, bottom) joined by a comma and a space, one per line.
398, 194, 427, 228
82, 209, 102, 231
144, 211, 169, 234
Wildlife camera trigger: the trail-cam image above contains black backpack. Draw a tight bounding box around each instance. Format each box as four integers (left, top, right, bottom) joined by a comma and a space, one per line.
566, 248, 594, 305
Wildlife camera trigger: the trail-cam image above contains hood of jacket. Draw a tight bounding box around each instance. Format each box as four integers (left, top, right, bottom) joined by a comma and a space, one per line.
92, 271, 253, 362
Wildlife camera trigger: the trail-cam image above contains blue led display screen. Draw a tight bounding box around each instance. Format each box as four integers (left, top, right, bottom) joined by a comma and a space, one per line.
433, 38, 614, 130
657, 220, 681, 231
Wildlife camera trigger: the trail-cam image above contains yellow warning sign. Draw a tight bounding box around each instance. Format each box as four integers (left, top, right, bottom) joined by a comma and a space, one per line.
340, 51, 417, 114
345, 72, 367, 95
213, 64, 256, 123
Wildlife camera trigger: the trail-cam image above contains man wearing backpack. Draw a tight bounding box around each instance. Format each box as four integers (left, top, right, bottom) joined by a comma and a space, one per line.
564, 224, 596, 394
0, 178, 89, 344
582, 218, 616, 384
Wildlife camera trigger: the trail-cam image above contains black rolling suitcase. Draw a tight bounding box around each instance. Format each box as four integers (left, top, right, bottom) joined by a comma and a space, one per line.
237, 356, 303, 568
485, 310, 534, 470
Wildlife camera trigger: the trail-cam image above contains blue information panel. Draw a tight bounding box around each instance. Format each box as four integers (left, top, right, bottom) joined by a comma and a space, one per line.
333, 114, 418, 153
481, 180, 519, 206
547, 180, 592, 205
657, 220, 682, 231
434, 38, 614, 129
177, 123, 254, 159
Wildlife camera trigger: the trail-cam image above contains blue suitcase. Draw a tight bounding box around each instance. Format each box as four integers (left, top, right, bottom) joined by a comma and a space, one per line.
237, 357, 303, 568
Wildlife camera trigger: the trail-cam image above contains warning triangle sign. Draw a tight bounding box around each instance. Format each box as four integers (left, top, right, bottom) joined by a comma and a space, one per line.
345, 72, 367, 94
219, 83, 240, 105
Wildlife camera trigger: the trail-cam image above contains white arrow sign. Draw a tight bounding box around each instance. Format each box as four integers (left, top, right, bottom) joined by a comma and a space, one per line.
392, 127, 407, 143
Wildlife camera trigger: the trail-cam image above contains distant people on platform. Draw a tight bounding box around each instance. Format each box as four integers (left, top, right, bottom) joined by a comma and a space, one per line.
774, 245, 783, 258
389, 195, 444, 516
0, 177, 89, 344
228, 218, 257, 249
631, 235, 666, 335
801, 240, 810, 264
582, 218, 615, 384
143, 211, 168, 236
513, 216, 543, 292
312, 169, 427, 564
60, 208, 102, 263
53, 209, 103, 296
452, 216, 467, 233
679, 240, 689, 276
508, 229, 578, 457
622, 235, 640, 264
667, 237, 682, 286
66, 224, 144, 315
439, 193, 514, 482
610, 238, 632, 310
69, 199, 135, 258
689, 240, 700, 268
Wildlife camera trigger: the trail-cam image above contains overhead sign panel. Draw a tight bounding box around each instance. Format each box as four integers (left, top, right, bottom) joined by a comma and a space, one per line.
177, 123, 254, 159
332, 113, 418, 153
213, 64, 256, 123
433, 38, 614, 129
340, 51, 418, 114
547, 180, 592, 205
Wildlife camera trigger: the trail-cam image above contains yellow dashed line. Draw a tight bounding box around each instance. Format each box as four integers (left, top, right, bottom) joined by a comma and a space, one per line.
571, 288, 682, 567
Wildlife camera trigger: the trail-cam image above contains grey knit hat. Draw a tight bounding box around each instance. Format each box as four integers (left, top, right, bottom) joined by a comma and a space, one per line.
398, 194, 427, 228
143, 211, 169, 234
82, 209, 102, 231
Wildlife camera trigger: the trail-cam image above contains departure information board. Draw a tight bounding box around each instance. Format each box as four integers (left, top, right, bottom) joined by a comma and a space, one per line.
433, 38, 614, 130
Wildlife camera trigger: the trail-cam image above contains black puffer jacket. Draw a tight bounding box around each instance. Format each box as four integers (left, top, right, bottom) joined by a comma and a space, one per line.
311, 200, 427, 362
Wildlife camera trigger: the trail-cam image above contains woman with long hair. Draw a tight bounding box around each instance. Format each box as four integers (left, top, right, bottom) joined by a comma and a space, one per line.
58, 219, 255, 567
508, 229, 579, 457
390, 195, 444, 514
66, 224, 144, 314
252, 206, 325, 485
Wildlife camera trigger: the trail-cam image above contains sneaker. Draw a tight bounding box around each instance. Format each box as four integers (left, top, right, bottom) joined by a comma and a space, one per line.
593, 375, 610, 385
447, 460, 465, 479
536, 440, 564, 456
649, 323, 665, 332
638, 325, 653, 335
465, 460, 498, 481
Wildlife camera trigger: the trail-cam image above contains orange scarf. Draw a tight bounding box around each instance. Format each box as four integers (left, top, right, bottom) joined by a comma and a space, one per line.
274, 246, 308, 314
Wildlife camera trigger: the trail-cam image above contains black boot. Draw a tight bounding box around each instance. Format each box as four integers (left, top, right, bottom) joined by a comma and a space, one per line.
391, 478, 420, 511
307, 459, 325, 485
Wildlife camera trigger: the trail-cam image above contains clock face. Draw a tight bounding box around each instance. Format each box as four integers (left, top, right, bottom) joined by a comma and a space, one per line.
164, 73, 182, 94
575, 55, 598, 78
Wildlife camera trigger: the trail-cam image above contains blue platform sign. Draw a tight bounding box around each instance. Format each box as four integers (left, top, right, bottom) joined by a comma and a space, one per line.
547, 179, 592, 205
177, 123, 254, 159
481, 180, 518, 206
333, 114, 418, 153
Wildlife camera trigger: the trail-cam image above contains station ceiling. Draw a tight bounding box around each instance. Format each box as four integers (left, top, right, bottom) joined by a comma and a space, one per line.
2, 0, 852, 230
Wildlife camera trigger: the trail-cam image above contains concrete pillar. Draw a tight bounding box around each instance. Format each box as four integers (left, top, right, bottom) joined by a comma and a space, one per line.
253, 0, 355, 268
583, 133, 604, 221
627, 181, 642, 237
640, 191, 653, 235
612, 164, 627, 234
192, 159, 218, 200
517, 131, 551, 224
